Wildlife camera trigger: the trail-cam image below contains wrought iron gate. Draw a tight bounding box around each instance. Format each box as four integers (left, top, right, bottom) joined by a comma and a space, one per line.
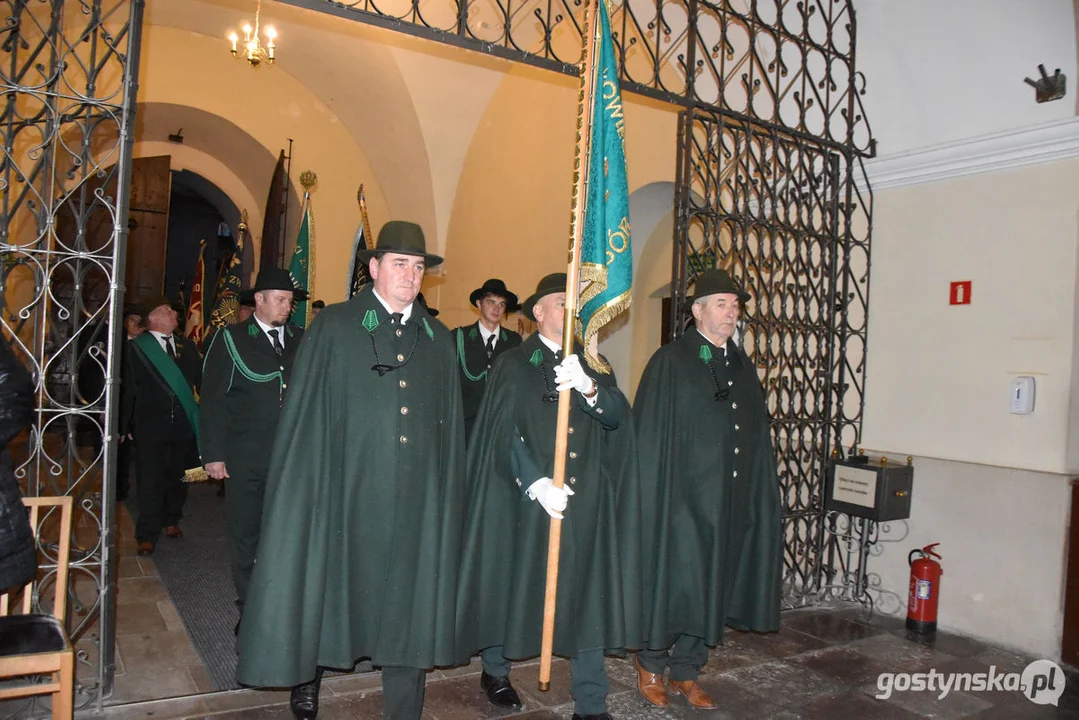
1, 0, 144, 712
669, 0, 874, 608
0, 0, 874, 713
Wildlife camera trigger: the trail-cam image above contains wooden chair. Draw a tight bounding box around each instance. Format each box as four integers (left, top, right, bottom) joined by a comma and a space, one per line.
0, 496, 75, 719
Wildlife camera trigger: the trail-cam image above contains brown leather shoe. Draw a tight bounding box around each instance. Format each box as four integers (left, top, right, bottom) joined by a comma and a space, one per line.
136, 542, 154, 556
634, 656, 668, 707
668, 679, 717, 710
165, 525, 183, 539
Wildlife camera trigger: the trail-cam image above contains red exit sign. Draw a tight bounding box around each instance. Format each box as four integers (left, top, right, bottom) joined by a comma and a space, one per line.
950, 281, 972, 305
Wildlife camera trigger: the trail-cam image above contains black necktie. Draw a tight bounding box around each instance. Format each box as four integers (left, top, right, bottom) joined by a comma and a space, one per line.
485, 334, 495, 361
269, 329, 283, 357
391, 312, 404, 326
164, 336, 176, 360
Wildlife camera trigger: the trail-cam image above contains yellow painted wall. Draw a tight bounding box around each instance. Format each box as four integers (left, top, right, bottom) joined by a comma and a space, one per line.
137, 25, 390, 302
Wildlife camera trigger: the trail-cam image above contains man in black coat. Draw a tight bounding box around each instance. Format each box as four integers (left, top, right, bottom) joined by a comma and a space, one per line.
120, 296, 201, 556
0, 335, 35, 593
200, 268, 306, 627
452, 278, 522, 439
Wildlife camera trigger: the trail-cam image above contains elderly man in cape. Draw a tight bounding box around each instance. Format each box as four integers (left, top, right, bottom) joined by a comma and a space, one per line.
236, 222, 467, 720
456, 272, 642, 720
631, 268, 782, 710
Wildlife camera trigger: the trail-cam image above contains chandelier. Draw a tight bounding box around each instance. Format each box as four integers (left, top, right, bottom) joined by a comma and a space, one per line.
228, 0, 276, 68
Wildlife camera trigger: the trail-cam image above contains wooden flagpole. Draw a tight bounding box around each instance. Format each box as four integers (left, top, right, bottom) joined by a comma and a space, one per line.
538, 0, 602, 691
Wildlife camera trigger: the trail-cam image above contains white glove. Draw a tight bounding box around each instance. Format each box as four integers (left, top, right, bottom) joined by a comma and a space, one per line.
554, 354, 596, 396
526, 477, 576, 519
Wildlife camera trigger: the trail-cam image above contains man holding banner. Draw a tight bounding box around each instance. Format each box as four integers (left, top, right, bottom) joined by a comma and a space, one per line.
120, 296, 201, 556
456, 272, 642, 720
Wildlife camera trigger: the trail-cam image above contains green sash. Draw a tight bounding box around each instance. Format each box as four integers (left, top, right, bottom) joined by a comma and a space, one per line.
132, 333, 200, 447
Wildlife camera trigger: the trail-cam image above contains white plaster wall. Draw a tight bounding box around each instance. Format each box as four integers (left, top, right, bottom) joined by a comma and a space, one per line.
854, 0, 1077, 155
861, 160, 1079, 474
867, 456, 1071, 659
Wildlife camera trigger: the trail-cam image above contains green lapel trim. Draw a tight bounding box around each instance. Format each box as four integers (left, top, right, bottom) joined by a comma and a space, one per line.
698, 344, 713, 363
499, 328, 508, 341
222, 327, 283, 386
247, 323, 259, 338
456, 328, 487, 382
362, 309, 379, 333
285, 325, 296, 338
468, 326, 478, 340
132, 333, 200, 446
529, 349, 544, 367
421, 317, 434, 340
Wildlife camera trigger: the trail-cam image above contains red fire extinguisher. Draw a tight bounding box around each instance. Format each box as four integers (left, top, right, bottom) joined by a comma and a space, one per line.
906, 543, 942, 634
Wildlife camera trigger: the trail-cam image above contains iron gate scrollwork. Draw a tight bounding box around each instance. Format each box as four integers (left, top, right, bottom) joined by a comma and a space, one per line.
1, 0, 144, 712
671, 0, 874, 609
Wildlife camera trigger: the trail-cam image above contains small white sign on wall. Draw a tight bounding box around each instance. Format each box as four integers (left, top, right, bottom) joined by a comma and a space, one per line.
833, 465, 878, 509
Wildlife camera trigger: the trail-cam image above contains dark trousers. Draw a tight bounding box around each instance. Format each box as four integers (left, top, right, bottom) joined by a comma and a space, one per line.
637, 634, 709, 682
116, 439, 133, 502
133, 435, 194, 543
481, 646, 608, 715
381, 666, 426, 720
225, 464, 268, 605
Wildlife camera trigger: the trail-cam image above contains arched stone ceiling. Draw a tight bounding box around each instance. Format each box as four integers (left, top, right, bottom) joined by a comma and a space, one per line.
144, 0, 464, 248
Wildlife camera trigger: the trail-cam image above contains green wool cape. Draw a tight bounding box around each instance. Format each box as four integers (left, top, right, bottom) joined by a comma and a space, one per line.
236, 287, 467, 686
456, 334, 643, 661
633, 331, 783, 649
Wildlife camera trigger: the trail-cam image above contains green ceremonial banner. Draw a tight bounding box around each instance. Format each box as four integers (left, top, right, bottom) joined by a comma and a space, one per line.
288, 193, 313, 327
578, 0, 632, 371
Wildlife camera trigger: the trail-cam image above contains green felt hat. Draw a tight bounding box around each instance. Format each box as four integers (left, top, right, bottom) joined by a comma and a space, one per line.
356, 221, 444, 268
521, 273, 567, 322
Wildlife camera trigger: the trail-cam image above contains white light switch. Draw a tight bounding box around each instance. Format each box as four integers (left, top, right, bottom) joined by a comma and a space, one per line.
1010, 376, 1035, 415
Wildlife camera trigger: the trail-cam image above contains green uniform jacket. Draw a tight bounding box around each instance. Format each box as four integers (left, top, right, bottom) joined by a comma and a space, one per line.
452, 322, 522, 438
199, 318, 304, 475
236, 287, 467, 686
633, 332, 782, 649
456, 334, 643, 661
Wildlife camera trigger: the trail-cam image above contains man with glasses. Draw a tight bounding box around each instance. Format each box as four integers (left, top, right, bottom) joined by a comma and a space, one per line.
631, 268, 782, 710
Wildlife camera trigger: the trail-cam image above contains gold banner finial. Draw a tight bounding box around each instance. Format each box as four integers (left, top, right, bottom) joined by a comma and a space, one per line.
299, 171, 318, 193
357, 183, 365, 207
239, 208, 249, 232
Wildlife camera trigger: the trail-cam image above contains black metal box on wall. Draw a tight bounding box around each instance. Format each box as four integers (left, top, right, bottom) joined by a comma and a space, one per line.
825, 455, 914, 521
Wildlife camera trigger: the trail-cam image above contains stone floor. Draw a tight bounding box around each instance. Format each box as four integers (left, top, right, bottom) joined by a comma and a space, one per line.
82, 605, 1079, 719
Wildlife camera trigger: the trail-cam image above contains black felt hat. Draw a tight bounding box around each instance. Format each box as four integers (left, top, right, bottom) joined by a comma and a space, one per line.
469, 278, 519, 312
135, 295, 175, 318
252, 267, 308, 300
521, 273, 567, 322
238, 290, 256, 307
686, 269, 750, 306
355, 221, 444, 268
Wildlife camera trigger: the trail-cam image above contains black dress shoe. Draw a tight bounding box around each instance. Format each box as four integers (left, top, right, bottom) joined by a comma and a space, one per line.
571, 714, 612, 720
480, 670, 522, 709
290, 672, 322, 719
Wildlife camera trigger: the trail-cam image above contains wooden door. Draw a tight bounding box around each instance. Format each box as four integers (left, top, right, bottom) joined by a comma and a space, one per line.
125, 156, 172, 301
1064, 479, 1079, 666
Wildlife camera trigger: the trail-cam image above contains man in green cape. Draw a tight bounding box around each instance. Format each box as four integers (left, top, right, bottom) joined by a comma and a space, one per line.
236, 222, 467, 720
456, 272, 642, 720
632, 269, 782, 710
